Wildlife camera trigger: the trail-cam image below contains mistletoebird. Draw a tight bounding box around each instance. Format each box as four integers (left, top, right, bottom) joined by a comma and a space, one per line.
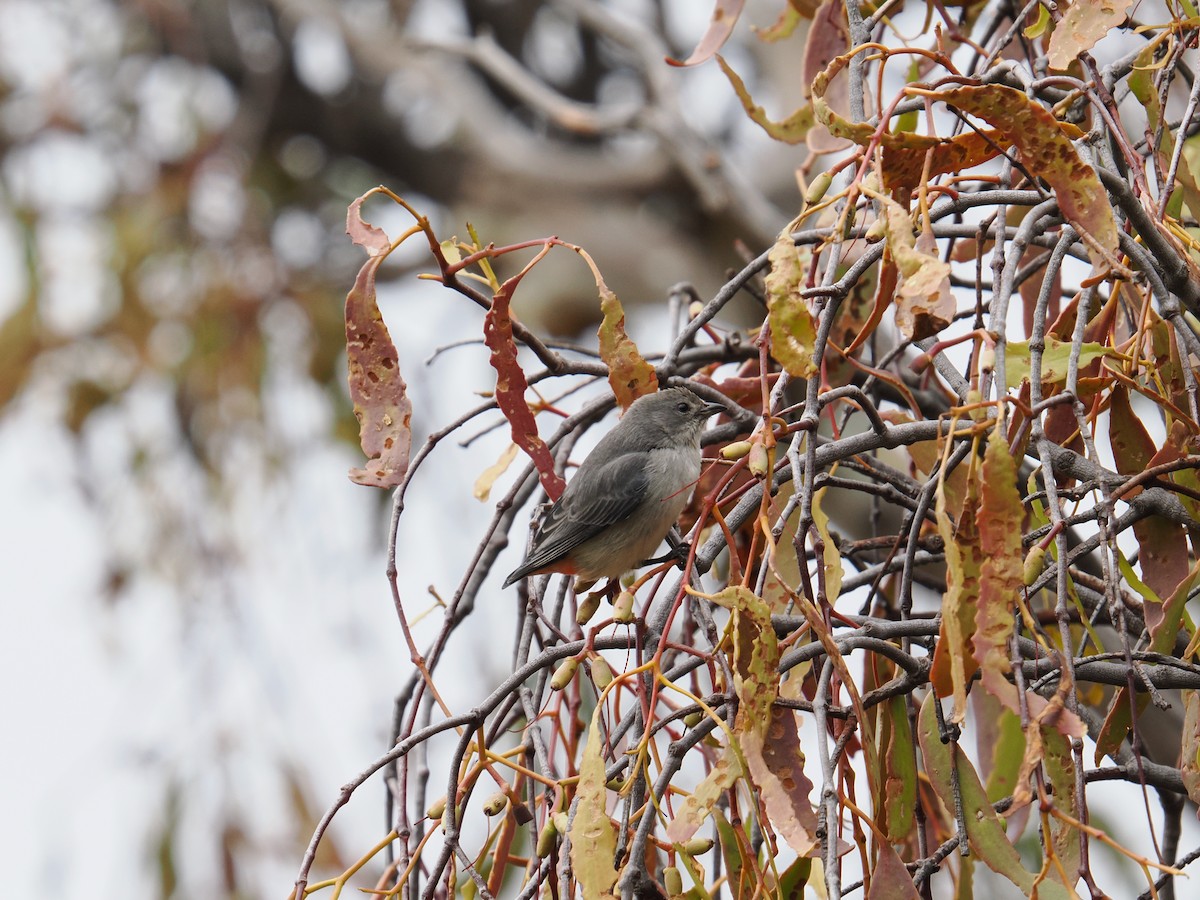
503, 386, 724, 590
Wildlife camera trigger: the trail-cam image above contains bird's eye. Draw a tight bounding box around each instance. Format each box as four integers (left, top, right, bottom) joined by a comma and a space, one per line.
676, 401, 690, 413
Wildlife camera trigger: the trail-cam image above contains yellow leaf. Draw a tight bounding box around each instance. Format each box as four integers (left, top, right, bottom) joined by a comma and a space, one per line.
571, 705, 619, 900
473, 443, 519, 501
764, 230, 818, 377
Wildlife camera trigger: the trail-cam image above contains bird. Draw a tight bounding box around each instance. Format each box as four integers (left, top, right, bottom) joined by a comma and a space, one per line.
503, 386, 725, 590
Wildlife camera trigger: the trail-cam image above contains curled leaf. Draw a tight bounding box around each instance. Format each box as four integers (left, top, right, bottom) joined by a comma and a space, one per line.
666, 0, 746, 67
717, 56, 814, 144
875, 195, 954, 341
345, 198, 413, 489
764, 230, 818, 377
597, 288, 657, 410
484, 247, 567, 501
937, 85, 1121, 276
473, 443, 519, 502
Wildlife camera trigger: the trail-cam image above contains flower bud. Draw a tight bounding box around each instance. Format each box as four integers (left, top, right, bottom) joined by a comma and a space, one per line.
551, 657, 579, 691
612, 591, 636, 623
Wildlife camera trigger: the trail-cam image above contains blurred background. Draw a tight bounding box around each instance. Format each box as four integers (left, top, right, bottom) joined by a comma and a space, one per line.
0, 0, 805, 896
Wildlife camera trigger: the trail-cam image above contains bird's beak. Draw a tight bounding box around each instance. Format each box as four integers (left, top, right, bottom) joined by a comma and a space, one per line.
703, 402, 726, 419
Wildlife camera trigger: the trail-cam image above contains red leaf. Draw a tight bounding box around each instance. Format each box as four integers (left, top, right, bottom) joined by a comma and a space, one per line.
666, 0, 746, 67
1109, 386, 1189, 604
484, 247, 567, 501
973, 427, 1085, 742
346, 193, 392, 257
345, 250, 413, 489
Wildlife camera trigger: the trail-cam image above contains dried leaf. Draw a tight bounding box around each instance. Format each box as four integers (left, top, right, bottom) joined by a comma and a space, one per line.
484, 250, 567, 501
876, 195, 954, 341
1046, 0, 1133, 72
597, 287, 657, 410
764, 230, 818, 377
666, 0, 746, 67
741, 708, 822, 858
716, 56, 814, 144
937, 85, 1121, 276
345, 201, 413, 489
974, 426, 1085, 741
473, 443, 519, 502
881, 129, 1008, 194
346, 194, 391, 257
867, 840, 920, 899
708, 586, 777, 722
707, 586, 822, 857
665, 750, 744, 843
571, 705, 619, 900
930, 457, 981, 719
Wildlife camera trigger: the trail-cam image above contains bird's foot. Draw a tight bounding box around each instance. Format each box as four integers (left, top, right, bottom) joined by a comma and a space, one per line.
643, 541, 690, 570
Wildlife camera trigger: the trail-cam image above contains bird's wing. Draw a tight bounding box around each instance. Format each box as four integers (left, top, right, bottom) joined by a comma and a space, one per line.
507, 451, 649, 580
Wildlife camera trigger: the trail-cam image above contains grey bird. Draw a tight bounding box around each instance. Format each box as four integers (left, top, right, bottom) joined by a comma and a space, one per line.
503, 386, 724, 590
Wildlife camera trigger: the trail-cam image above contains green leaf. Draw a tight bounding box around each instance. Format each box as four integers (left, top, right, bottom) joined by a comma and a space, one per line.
1003, 337, 1112, 389
1023, 3, 1050, 37
917, 697, 1073, 899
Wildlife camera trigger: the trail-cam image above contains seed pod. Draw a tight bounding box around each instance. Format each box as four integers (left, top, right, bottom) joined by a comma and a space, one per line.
664, 867, 683, 897
483, 790, 508, 816
536, 818, 559, 857
425, 795, 447, 820
865, 216, 887, 242
683, 710, 703, 728
748, 441, 770, 478
576, 593, 602, 625
590, 655, 614, 691
612, 591, 636, 623
681, 837, 714, 855
805, 171, 833, 205
551, 657, 579, 691
721, 440, 753, 461
1023, 545, 1047, 586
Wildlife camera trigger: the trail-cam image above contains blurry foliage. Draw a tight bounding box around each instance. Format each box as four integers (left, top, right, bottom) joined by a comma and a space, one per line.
292, 0, 1200, 899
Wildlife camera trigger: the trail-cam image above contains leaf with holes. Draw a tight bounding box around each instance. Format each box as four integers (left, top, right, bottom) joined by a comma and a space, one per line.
1046, 0, 1134, 71
937, 85, 1120, 276
345, 199, 412, 489
484, 248, 567, 501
